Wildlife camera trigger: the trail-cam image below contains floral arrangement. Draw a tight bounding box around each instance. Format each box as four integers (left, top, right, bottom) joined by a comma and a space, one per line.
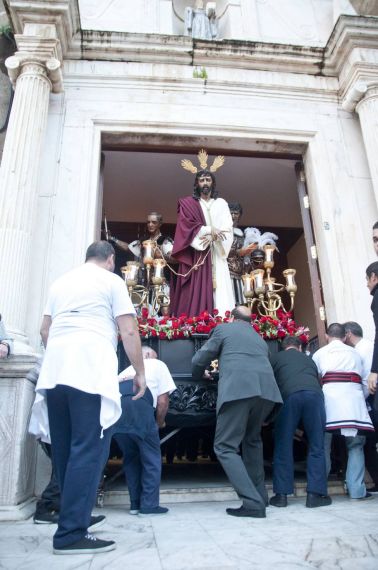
138, 307, 309, 343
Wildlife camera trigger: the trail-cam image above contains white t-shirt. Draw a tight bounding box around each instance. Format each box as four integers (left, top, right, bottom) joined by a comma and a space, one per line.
44, 262, 135, 350
29, 262, 136, 441
119, 358, 176, 408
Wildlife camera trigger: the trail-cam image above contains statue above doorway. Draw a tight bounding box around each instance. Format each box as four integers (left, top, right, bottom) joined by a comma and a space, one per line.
185, 1, 218, 40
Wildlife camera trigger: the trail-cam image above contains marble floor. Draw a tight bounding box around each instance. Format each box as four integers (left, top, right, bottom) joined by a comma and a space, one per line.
0, 496, 378, 570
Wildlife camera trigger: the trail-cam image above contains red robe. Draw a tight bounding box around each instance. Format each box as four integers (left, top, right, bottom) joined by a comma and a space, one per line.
171, 196, 213, 317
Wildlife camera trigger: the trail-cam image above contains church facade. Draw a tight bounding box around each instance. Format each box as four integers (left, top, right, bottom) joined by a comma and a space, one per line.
1, 0, 378, 518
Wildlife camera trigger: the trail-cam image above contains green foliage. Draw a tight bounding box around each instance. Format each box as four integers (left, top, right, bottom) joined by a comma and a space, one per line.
0, 25, 12, 39
193, 66, 208, 80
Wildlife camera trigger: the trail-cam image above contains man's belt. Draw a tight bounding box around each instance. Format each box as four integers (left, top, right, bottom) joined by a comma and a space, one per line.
322, 371, 362, 385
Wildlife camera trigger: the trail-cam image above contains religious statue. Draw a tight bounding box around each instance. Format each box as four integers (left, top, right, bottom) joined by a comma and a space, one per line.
108, 211, 174, 314
170, 150, 234, 317
227, 202, 258, 305
185, 1, 218, 41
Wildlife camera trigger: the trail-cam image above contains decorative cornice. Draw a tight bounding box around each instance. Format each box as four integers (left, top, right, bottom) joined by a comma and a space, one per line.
4, 0, 81, 57
3, 5, 378, 106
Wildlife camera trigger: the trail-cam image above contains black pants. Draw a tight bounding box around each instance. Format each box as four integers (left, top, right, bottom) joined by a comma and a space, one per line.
35, 442, 60, 516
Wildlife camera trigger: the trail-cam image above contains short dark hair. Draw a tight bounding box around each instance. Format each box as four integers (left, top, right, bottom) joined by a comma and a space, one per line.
231, 306, 251, 323
228, 202, 243, 216
344, 321, 363, 338
85, 240, 115, 262
326, 322, 346, 339
148, 211, 163, 223
373, 222, 378, 230
281, 335, 302, 350
366, 261, 378, 278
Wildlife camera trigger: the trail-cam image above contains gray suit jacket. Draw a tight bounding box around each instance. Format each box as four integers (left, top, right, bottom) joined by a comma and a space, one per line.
192, 320, 283, 414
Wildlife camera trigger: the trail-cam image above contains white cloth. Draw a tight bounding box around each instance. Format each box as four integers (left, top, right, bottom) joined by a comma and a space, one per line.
191, 197, 234, 315
354, 338, 373, 398
312, 340, 372, 436
119, 358, 176, 408
29, 262, 136, 442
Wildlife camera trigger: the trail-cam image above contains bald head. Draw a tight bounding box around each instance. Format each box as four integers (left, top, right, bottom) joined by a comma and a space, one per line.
142, 346, 157, 359
231, 306, 251, 323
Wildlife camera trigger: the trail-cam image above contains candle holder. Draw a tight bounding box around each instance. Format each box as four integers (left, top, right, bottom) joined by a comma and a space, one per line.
245, 248, 297, 319
142, 239, 157, 286
242, 273, 254, 308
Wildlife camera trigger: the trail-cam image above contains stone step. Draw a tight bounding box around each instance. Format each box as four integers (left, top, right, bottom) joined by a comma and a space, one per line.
100, 480, 346, 507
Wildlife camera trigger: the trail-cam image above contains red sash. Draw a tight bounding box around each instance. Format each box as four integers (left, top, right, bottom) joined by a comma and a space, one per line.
322, 371, 362, 385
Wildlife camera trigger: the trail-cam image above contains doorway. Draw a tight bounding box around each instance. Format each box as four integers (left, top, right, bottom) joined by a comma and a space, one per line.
100, 145, 325, 493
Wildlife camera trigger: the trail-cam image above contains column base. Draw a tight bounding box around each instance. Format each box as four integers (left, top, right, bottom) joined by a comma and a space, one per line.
0, 497, 36, 521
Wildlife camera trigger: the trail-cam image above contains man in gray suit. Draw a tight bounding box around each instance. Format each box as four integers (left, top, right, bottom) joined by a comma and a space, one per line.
192, 305, 282, 518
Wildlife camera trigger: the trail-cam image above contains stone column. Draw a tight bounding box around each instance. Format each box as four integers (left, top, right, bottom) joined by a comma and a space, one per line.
0, 25, 62, 352
356, 85, 378, 207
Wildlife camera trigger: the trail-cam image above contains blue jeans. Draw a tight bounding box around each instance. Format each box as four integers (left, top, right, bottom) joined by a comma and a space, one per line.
324, 432, 366, 498
114, 423, 162, 509
273, 390, 327, 495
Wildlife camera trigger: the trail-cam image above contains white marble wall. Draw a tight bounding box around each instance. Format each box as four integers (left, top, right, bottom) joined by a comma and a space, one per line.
0, 356, 38, 519
25, 56, 377, 350
78, 0, 357, 45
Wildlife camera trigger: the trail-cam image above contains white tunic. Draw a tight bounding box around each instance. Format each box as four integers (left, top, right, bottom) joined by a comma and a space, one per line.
29, 262, 136, 442
312, 340, 373, 436
191, 197, 234, 315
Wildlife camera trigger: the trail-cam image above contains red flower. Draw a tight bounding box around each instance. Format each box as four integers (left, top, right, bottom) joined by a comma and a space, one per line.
277, 330, 286, 338
213, 309, 219, 316
225, 310, 231, 318
141, 307, 149, 319
159, 331, 166, 339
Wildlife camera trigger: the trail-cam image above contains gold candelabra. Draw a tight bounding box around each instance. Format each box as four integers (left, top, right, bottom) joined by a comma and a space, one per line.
242, 244, 297, 318
121, 242, 170, 316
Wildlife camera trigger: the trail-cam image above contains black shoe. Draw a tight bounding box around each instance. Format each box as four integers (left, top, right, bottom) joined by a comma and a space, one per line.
139, 506, 169, 514
269, 494, 288, 508
88, 515, 106, 531
306, 493, 332, 508
53, 533, 116, 555
33, 511, 59, 524
367, 485, 378, 494
226, 506, 266, 518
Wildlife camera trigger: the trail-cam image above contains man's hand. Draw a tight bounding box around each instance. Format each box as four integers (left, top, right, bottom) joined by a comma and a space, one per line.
0, 343, 9, 358
212, 228, 227, 242
132, 372, 146, 400
368, 372, 378, 394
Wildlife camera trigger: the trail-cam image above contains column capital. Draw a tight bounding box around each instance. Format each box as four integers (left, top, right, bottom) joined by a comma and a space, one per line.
342, 79, 378, 112
5, 23, 63, 93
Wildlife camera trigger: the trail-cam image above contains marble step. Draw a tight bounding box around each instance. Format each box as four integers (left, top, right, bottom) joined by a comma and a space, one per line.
100, 480, 346, 507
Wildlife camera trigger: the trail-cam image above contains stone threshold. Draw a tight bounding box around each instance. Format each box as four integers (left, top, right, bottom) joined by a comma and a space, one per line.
100, 480, 346, 507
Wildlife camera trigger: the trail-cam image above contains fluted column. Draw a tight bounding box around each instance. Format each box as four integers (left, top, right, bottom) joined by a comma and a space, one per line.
0, 28, 62, 351
356, 85, 378, 207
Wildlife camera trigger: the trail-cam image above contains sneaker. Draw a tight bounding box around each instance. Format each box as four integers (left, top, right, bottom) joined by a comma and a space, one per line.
33, 511, 59, 524
129, 502, 140, 515
367, 485, 378, 493
88, 515, 106, 531
306, 493, 332, 508
351, 492, 374, 500
269, 494, 288, 508
53, 533, 116, 555
226, 506, 266, 518
139, 506, 169, 515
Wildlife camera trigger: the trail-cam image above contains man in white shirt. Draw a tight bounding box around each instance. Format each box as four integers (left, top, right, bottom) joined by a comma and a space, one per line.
344, 321, 378, 492
313, 323, 373, 500
114, 346, 176, 514
30, 241, 146, 555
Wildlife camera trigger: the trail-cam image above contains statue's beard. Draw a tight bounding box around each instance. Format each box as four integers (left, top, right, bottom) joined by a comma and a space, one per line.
201, 186, 212, 195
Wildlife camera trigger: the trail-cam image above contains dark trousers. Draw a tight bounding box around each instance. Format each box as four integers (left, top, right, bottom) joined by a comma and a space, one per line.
35, 442, 60, 515
47, 385, 112, 548
114, 423, 162, 509
273, 390, 327, 495
364, 409, 378, 486
214, 397, 274, 510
